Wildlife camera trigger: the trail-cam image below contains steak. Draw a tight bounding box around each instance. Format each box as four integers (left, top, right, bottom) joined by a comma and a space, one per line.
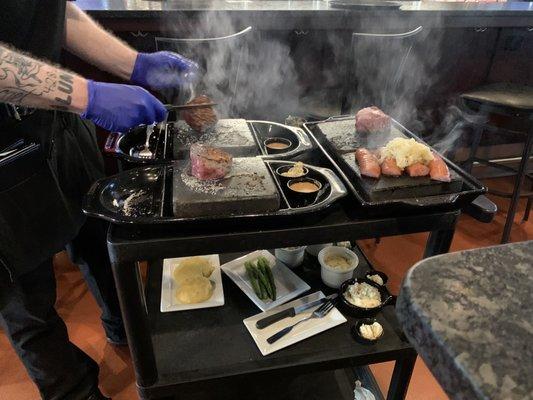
355, 106, 391, 133
190, 143, 233, 181
181, 95, 218, 133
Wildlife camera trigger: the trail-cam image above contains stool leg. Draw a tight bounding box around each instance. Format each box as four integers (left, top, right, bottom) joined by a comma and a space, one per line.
522, 178, 532, 223
524, 195, 532, 222
502, 129, 533, 243
465, 124, 484, 173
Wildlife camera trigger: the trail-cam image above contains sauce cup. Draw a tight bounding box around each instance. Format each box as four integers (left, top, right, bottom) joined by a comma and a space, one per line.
275, 164, 309, 184
264, 137, 292, 154
275, 246, 306, 268
352, 318, 384, 344
286, 177, 322, 206
318, 246, 359, 288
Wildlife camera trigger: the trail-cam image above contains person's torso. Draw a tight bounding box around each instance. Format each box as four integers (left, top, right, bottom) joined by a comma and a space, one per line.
0, 0, 66, 63
0, 0, 67, 150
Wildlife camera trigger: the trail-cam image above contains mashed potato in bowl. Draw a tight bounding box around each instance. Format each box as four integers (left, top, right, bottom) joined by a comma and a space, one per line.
344, 282, 381, 308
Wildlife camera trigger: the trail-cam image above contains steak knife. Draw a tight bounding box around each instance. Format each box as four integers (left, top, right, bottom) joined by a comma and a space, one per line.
255, 294, 337, 330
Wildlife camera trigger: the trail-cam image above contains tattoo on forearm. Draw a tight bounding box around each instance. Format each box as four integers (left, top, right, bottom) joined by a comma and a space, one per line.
53, 73, 74, 110
0, 45, 76, 110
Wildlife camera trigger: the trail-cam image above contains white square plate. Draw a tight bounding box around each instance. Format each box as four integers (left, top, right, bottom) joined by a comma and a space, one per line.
220, 250, 311, 311
243, 291, 347, 356
160, 254, 224, 312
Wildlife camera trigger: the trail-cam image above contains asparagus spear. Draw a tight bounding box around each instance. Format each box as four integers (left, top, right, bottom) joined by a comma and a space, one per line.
245, 261, 262, 299
255, 267, 268, 300
265, 265, 276, 300
258, 257, 276, 300
256, 264, 274, 300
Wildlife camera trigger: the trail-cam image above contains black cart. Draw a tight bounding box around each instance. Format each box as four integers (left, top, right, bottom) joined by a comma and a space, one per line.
105, 201, 461, 400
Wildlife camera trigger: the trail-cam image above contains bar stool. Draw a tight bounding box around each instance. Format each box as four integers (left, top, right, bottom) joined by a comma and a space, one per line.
155, 26, 253, 116
461, 83, 533, 243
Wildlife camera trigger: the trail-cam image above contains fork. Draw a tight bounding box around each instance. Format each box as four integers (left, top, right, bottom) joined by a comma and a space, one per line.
138, 123, 155, 159
266, 300, 335, 344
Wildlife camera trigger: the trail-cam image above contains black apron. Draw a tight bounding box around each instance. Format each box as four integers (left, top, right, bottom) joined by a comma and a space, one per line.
0, 0, 105, 277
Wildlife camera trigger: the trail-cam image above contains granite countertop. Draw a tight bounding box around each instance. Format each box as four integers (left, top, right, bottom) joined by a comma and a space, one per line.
396, 241, 533, 400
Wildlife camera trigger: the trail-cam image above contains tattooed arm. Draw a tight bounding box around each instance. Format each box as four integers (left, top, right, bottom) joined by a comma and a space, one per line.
0, 44, 88, 112
64, 3, 137, 81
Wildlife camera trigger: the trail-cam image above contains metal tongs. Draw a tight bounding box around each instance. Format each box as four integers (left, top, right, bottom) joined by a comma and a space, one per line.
164, 102, 217, 111
165, 78, 217, 111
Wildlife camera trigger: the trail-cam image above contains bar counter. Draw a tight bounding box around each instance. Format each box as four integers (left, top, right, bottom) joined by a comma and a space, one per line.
77, 0, 533, 28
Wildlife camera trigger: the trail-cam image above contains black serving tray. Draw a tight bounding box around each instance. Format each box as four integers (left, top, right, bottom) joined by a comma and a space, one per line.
248, 120, 313, 159
103, 120, 313, 167
83, 159, 347, 225
304, 116, 486, 211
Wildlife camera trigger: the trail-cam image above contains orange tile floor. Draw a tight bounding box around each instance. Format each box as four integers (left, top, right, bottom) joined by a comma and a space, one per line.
0, 177, 531, 400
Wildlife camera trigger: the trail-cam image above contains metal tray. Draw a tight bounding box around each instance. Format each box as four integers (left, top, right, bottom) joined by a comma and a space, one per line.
304, 116, 486, 211
83, 160, 347, 225
103, 120, 313, 167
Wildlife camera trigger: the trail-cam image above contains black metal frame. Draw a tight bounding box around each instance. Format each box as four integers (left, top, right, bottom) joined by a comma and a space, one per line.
106, 205, 459, 399
462, 101, 532, 243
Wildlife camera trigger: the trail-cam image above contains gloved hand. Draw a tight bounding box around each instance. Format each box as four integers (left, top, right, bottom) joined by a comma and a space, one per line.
130, 51, 199, 91
81, 80, 167, 132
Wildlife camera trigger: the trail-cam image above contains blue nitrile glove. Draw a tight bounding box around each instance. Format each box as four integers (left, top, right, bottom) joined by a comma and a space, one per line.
130, 51, 199, 91
81, 80, 167, 132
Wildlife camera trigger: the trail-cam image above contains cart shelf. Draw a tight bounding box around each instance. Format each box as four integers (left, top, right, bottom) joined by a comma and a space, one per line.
140, 247, 413, 399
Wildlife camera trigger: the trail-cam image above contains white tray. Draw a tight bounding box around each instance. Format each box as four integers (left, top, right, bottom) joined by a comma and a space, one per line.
160, 254, 224, 312
220, 250, 311, 311
243, 291, 347, 356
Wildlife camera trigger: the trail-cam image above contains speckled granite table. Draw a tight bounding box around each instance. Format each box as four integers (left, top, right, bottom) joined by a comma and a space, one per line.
396, 241, 533, 400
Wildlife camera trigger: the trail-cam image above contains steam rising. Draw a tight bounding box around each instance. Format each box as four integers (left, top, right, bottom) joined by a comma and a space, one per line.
159, 13, 484, 156
159, 13, 300, 120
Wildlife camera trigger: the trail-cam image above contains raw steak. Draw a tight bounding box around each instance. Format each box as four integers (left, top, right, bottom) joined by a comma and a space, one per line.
355, 106, 391, 133
190, 143, 232, 180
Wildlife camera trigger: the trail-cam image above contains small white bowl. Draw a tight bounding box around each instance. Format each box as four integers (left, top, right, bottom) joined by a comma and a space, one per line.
275, 247, 306, 268
306, 243, 333, 257
318, 246, 359, 288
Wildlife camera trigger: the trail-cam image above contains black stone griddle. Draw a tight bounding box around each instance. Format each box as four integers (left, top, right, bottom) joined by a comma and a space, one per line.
304, 116, 486, 211
172, 157, 280, 218
172, 119, 258, 159
82, 160, 347, 225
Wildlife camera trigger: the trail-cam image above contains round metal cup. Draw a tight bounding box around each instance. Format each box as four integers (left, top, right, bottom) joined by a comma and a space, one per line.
275, 164, 309, 184
264, 137, 292, 154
